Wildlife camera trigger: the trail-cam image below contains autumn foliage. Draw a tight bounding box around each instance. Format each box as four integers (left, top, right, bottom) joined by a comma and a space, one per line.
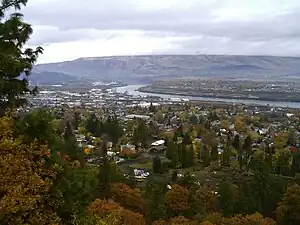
110, 182, 146, 213
276, 183, 300, 225
165, 184, 190, 213
87, 198, 146, 225
0, 117, 61, 224
203, 212, 276, 225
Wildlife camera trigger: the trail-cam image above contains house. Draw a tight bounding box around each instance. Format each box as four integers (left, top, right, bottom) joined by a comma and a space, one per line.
120, 144, 136, 156
149, 139, 166, 152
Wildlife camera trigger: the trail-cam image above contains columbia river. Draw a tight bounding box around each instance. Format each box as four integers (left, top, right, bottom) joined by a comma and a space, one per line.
116, 85, 300, 109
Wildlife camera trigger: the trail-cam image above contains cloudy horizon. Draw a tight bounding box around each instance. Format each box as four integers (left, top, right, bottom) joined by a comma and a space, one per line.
17, 0, 300, 63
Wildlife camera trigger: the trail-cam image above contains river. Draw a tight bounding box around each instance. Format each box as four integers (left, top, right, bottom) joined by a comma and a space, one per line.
116, 85, 300, 109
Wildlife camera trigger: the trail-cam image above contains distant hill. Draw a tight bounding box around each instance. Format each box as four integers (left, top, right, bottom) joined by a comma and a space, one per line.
33, 55, 300, 84
29, 71, 79, 85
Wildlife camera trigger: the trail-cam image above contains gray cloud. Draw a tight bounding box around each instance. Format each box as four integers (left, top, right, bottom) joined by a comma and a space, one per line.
20, 0, 300, 57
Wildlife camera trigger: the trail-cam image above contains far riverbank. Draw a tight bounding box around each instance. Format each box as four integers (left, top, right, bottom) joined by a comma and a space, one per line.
116, 85, 300, 109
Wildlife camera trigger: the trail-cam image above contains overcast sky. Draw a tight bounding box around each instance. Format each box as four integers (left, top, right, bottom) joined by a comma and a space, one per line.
19, 0, 300, 63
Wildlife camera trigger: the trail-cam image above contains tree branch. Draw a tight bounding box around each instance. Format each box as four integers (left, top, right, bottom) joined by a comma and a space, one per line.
0, 0, 27, 11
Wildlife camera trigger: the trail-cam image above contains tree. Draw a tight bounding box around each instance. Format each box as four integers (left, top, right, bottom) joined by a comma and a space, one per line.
194, 185, 220, 216
243, 135, 252, 157
202, 145, 211, 167
234, 116, 243, 132
287, 129, 297, 146
110, 183, 146, 214
88, 199, 146, 225
13, 108, 55, 145
218, 182, 239, 216
221, 145, 231, 167
104, 115, 123, 144
0, 116, 61, 224
0, 0, 43, 115
232, 134, 240, 150
220, 120, 229, 130
72, 111, 81, 130
153, 156, 163, 174
165, 184, 189, 215
276, 184, 300, 225
85, 113, 102, 137
132, 120, 148, 148
145, 177, 168, 223
53, 166, 99, 224
189, 114, 198, 125
97, 141, 111, 199
154, 110, 164, 123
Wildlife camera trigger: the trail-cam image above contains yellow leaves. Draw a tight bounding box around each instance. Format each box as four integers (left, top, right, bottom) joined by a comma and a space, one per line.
234, 116, 244, 132
203, 212, 275, 225
0, 115, 13, 137
0, 116, 61, 224
220, 120, 229, 130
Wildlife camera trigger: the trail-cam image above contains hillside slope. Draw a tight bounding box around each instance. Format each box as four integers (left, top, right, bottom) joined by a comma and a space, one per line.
34, 55, 300, 83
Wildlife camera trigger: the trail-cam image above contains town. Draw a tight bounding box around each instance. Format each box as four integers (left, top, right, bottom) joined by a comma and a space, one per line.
24, 85, 300, 186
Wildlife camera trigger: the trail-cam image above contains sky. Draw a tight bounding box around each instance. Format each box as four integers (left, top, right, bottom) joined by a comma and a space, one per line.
17, 0, 300, 63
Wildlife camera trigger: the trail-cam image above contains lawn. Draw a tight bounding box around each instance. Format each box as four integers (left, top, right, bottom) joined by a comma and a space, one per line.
129, 161, 153, 171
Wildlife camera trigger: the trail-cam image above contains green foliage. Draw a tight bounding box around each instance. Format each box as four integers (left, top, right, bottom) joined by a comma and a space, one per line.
53, 166, 99, 224
145, 177, 168, 223
0, 0, 43, 114
218, 181, 238, 216
132, 119, 148, 148
152, 156, 163, 174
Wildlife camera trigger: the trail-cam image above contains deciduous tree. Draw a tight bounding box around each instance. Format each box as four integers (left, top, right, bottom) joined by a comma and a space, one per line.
0, 116, 61, 224
276, 183, 300, 225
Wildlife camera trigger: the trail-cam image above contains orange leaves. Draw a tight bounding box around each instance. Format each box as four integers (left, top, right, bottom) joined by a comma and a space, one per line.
152, 217, 199, 225
118, 208, 146, 225
165, 184, 189, 213
194, 186, 220, 215
111, 183, 146, 214
88, 198, 146, 225
0, 116, 61, 224
87, 199, 121, 217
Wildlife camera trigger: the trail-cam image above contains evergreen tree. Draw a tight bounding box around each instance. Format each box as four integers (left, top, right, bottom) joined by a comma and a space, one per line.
182, 132, 192, 145
211, 144, 219, 161
218, 181, 238, 216
152, 156, 163, 174
232, 134, 240, 150
63, 121, 75, 141
97, 140, 111, 199
85, 113, 99, 136
221, 145, 231, 167
171, 143, 180, 168
0, 0, 43, 115
166, 140, 174, 160
202, 145, 211, 167
145, 177, 168, 223
72, 111, 81, 130
132, 119, 148, 148
243, 135, 253, 157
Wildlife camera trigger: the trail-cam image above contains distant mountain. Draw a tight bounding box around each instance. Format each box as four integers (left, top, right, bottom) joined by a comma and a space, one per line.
29, 71, 79, 85
33, 55, 300, 83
